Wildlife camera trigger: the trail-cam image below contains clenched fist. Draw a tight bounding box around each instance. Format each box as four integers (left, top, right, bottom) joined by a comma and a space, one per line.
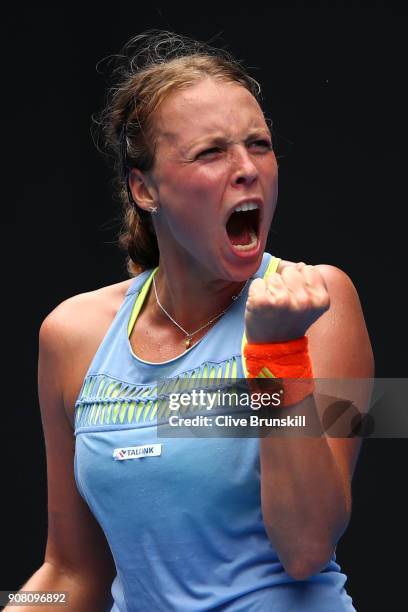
245, 262, 330, 343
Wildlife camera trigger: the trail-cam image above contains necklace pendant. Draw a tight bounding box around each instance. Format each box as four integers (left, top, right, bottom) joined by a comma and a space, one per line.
185, 336, 192, 349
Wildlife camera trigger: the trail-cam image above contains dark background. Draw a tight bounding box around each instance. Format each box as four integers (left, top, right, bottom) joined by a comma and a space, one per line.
2, 4, 407, 611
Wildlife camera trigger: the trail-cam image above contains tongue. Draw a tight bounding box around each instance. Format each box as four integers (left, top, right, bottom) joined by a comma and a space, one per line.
226, 213, 252, 246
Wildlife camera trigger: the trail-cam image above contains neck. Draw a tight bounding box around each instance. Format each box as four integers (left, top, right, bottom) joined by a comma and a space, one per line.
149, 257, 249, 334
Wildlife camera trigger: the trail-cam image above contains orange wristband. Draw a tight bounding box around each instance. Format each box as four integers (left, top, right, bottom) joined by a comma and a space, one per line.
243, 337, 314, 407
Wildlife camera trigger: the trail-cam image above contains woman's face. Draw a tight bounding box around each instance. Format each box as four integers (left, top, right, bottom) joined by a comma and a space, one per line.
142, 77, 278, 281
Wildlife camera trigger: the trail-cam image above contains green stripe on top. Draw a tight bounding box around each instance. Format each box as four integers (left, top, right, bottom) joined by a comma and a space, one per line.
127, 267, 159, 338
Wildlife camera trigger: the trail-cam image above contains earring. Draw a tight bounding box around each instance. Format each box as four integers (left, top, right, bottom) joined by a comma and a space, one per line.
149, 206, 158, 214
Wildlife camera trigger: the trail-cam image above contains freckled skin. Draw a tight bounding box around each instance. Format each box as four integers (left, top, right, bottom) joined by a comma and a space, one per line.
131, 78, 279, 284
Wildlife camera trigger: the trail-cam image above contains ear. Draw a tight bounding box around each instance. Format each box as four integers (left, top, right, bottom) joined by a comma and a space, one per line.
128, 168, 158, 212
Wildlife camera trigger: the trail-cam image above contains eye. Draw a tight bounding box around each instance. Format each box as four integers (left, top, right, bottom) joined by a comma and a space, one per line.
196, 147, 223, 159
249, 139, 273, 150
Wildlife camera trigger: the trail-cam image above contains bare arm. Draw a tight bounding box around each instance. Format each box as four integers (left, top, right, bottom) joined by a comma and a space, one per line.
5, 307, 116, 611
246, 263, 374, 579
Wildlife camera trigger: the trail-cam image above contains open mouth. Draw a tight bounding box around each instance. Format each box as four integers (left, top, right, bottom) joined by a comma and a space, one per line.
226, 206, 260, 251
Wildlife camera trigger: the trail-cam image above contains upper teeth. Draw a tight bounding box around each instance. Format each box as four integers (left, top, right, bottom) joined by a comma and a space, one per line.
234, 202, 259, 212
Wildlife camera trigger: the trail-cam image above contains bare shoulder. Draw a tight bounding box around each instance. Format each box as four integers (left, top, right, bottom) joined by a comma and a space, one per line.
40, 277, 134, 347
40, 277, 135, 427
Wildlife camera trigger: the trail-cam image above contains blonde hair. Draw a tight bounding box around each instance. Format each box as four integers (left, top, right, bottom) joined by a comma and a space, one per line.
94, 30, 262, 276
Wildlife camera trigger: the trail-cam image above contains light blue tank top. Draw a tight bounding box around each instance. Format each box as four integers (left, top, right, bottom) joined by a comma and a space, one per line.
74, 252, 356, 611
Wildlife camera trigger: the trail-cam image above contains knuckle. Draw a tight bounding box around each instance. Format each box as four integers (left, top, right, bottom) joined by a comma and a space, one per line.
281, 266, 297, 278
267, 275, 282, 289
270, 291, 290, 308
249, 278, 265, 290
294, 292, 310, 308
307, 284, 327, 298
314, 294, 330, 311
248, 281, 265, 298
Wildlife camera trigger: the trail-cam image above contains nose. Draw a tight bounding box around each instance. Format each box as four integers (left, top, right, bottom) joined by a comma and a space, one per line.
230, 146, 259, 187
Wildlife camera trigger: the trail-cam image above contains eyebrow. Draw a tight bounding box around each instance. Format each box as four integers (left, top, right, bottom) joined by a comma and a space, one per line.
184, 128, 272, 154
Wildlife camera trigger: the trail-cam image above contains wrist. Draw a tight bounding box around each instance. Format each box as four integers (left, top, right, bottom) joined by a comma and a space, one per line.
243, 336, 314, 407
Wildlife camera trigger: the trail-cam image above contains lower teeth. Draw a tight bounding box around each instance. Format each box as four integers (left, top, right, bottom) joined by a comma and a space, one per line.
233, 230, 258, 251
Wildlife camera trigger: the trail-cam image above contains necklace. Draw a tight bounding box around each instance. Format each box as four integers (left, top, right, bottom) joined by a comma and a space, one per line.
152, 274, 249, 350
